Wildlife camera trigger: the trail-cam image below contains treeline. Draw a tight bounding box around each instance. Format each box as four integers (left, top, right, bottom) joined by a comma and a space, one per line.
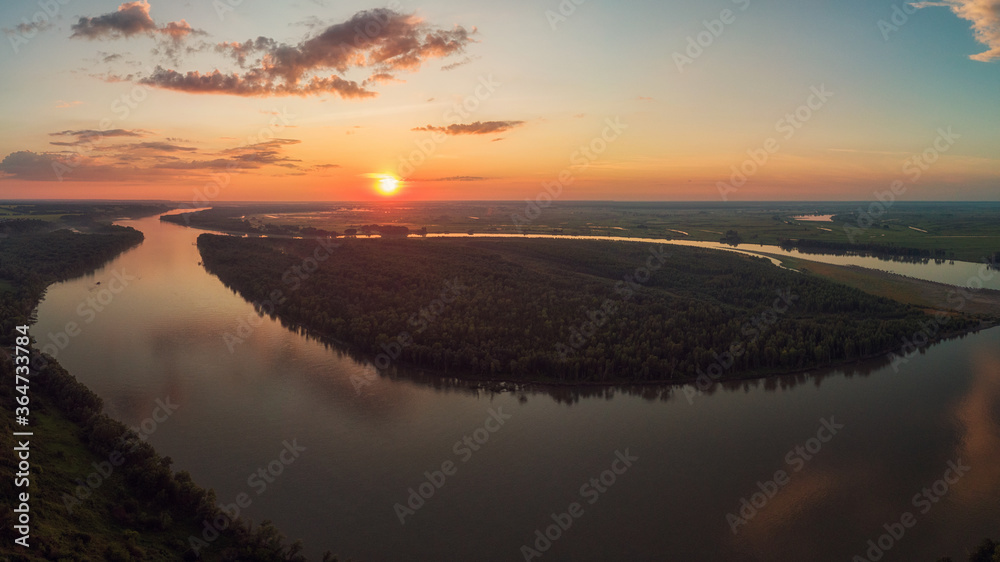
161, 209, 340, 238
779, 238, 954, 261
0, 224, 329, 560
197, 235, 979, 383
0, 225, 144, 340
162, 209, 428, 240
938, 538, 1000, 561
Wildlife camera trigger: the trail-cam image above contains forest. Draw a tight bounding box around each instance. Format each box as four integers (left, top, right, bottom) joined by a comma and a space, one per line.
778, 237, 957, 261
0, 220, 328, 561
197, 235, 988, 383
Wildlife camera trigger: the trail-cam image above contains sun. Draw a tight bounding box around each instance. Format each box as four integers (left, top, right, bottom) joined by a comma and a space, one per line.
376, 175, 400, 196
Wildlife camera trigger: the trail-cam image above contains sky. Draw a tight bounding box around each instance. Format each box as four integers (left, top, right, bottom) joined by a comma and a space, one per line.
0, 0, 997, 202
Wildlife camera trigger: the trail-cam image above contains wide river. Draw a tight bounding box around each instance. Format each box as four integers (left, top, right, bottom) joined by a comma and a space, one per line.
33, 213, 1000, 561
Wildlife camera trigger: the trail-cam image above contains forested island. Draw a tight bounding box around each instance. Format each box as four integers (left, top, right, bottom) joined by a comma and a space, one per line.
197, 235, 995, 384
0, 216, 328, 561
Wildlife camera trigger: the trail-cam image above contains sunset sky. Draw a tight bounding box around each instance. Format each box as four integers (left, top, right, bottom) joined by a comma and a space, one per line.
0, 0, 997, 201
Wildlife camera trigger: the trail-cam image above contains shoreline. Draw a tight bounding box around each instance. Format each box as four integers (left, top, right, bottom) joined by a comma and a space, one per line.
265, 302, 1000, 394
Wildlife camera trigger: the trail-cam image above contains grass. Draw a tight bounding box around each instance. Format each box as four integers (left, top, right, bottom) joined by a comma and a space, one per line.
773, 254, 1000, 317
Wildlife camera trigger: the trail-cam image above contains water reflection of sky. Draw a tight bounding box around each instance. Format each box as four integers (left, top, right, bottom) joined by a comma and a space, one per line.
30, 214, 1000, 561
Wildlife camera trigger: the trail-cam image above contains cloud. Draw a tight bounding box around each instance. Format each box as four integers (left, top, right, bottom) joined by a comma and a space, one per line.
441, 55, 480, 71
2, 134, 301, 181
913, 0, 1000, 61
411, 120, 524, 135
138, 67, 377, 98
49, 129, 149, 145
129, 141, 197, 152
431, 176, 488, 181
137, 8, 475, 98
70, 0, 206, 59
71, 1, 156, 39
155, 138, 302, 170
4, 20, 53, 36
55, 100, 83, 109
0, 151, 64, 180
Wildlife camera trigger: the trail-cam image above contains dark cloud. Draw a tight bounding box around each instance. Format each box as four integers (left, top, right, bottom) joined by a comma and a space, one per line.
441, 55, 480, 71
49, 129, 150, 145
2, 135, 300, 181
129, 141, 197, 152
138, 8, 475, 98
411, 120, 524, 135
4, 20, 53, 36
0, 151, 64, 180
0, 150, 150, 182
156, 138, 302, 170
138, 67, 376, 98
432, 176, 488, 181
70, 1, 204, 41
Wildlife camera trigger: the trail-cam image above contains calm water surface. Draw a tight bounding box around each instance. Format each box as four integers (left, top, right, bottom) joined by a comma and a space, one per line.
33, 214, 1000, 561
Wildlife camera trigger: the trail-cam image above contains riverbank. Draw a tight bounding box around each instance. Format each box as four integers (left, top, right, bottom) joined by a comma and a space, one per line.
0, 220, 323, 561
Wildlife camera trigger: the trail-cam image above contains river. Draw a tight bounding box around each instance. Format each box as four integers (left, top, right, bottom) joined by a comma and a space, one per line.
32, 212, 1000, 561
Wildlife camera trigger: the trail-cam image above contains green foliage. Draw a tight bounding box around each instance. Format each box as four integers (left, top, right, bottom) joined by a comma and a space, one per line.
198, 235, 977, 383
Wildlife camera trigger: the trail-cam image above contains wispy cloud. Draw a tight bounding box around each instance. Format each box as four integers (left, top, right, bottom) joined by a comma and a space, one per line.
3, 20, 53, 36
49, 129, 150, 146
913, 0, 1000, 61
412, 120, 524, 135
2, 132, 302, 181
441, 55, 480, 71
431, 176, 489, 181
129, 141, 197, 152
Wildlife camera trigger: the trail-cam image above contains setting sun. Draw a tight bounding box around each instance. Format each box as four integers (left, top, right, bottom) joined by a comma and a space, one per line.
376, 175, 400, 196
